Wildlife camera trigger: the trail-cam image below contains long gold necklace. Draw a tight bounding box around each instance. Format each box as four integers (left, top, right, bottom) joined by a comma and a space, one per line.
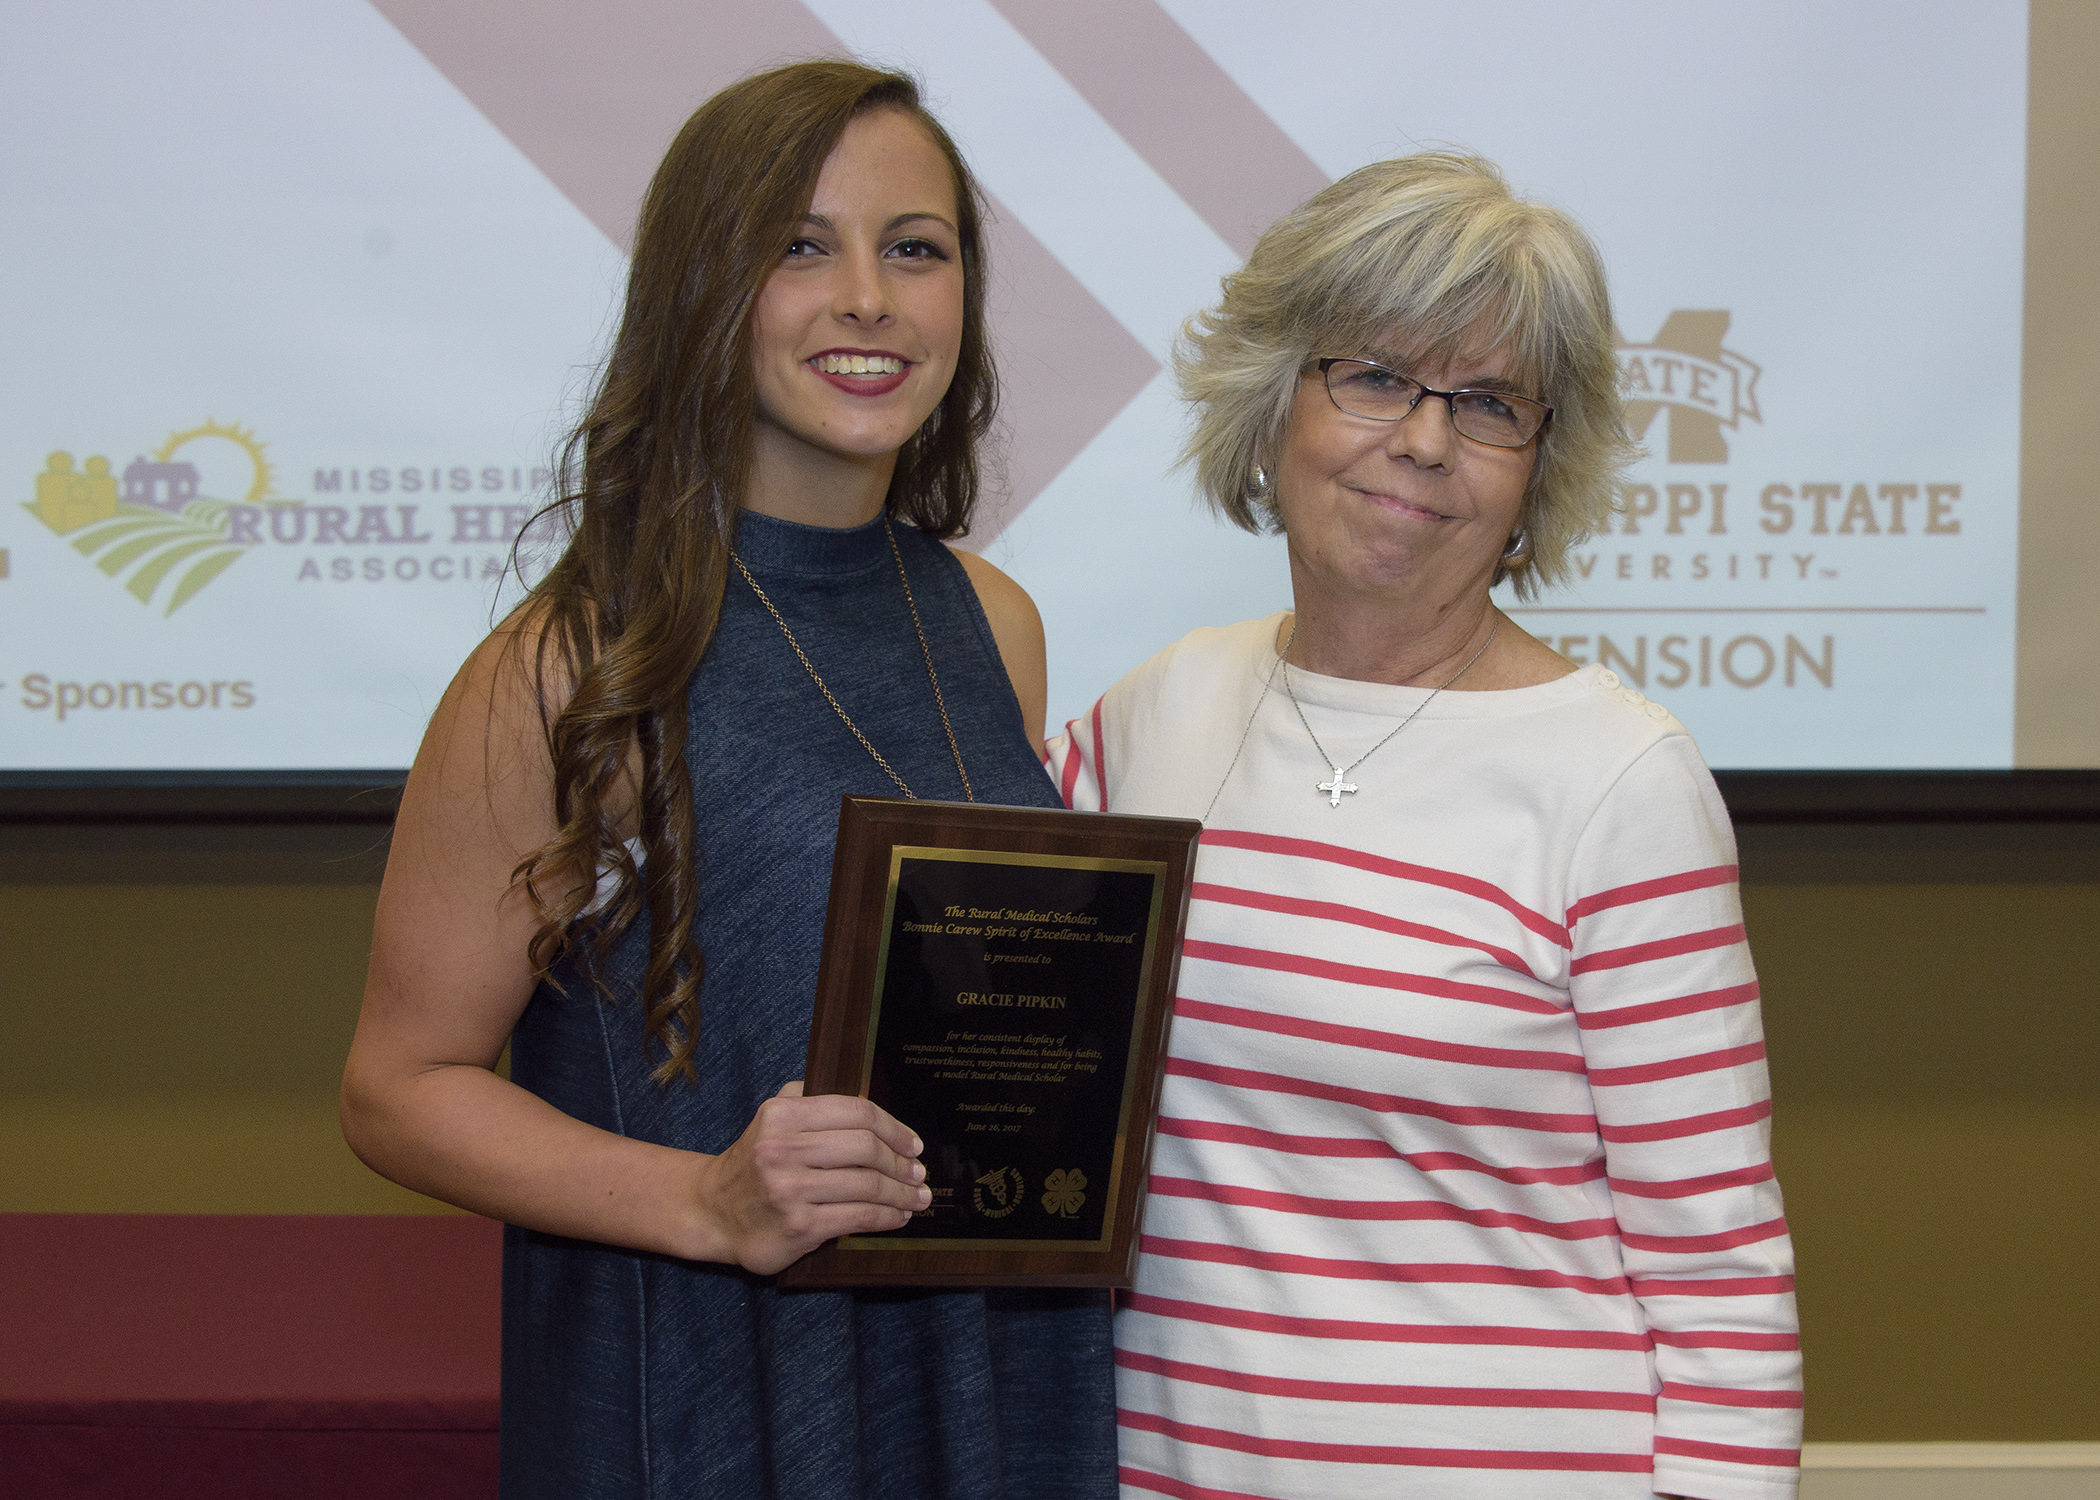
729, 517, 975, 802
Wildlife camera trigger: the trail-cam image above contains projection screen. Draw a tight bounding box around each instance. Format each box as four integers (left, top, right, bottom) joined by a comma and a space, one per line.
2, 0, 2071, 775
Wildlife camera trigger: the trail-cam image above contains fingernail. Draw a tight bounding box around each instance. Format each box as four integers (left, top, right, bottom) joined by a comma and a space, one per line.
913, 1162, 927, 1182
916, 1186, 932, 1207
910, 1135, 923, 1156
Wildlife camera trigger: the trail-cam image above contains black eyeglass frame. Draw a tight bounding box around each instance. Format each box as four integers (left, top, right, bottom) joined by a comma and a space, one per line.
1315, 357, 1554, 449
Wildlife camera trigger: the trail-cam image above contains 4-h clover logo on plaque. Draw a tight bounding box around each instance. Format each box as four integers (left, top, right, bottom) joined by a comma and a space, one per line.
1040, 1168, 1087, 1218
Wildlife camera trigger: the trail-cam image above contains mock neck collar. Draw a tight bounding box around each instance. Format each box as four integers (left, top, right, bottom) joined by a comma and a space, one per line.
730, 507, 892, 577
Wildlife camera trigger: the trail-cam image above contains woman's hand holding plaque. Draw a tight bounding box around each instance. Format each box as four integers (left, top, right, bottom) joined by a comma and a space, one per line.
692, 1081, 934, 1275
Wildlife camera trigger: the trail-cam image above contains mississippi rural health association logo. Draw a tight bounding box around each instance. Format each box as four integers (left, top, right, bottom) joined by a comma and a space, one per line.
26, 420, 280, 615
1616, 309, 1761, 464
22, 421, 550, 615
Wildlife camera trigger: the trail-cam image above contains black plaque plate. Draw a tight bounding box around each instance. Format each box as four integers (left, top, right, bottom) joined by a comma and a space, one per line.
779, 797, 1200, 1287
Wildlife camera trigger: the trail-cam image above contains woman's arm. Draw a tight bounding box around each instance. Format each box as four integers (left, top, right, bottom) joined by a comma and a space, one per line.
1566, 736, 1802, 1500
952, 548, 1048, 748
339, 620, 929, 1274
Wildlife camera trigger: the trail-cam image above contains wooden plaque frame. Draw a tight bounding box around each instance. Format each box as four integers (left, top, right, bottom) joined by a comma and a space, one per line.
778, 796, 1199, 1288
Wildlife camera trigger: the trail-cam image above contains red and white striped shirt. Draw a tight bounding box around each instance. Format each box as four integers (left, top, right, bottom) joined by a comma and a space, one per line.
1047, 617, 1801, 1500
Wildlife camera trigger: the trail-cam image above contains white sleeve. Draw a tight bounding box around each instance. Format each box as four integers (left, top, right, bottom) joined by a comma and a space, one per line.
1565, 734, 1803, 1500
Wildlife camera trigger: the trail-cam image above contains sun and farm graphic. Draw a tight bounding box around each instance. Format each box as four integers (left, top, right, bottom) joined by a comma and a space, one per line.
25, 420, 295, 614
1616, 310, 1762, 463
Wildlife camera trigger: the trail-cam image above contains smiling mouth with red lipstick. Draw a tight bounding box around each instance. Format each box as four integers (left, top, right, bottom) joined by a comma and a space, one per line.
807, 347, 911, 397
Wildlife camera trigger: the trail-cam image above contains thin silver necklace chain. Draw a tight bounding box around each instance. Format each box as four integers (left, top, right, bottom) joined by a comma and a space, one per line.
1200, 642, 1287, 824
1281, 617, 1500, 808
729, 517, 975, 802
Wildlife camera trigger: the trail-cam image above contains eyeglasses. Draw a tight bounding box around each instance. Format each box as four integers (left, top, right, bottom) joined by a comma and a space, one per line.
1316, 358, 1552, 449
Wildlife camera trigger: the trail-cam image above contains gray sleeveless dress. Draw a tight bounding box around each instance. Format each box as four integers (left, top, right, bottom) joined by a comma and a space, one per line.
501, 511, 1116, 1498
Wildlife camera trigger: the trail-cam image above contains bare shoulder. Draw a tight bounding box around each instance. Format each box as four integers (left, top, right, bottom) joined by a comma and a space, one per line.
950, 548, 1042, 638
378, 608, 576, 956
400, 605, 566, 855
948, 546, 1049, 748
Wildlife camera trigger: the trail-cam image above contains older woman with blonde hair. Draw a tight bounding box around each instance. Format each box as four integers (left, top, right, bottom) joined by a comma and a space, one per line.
1051, 154, 1801, 1500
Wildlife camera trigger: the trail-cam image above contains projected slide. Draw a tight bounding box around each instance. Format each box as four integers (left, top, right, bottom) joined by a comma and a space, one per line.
0, 0, 2029, 771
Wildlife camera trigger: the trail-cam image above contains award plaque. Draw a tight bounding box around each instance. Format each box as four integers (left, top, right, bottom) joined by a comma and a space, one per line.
778, 796, 1200, 1288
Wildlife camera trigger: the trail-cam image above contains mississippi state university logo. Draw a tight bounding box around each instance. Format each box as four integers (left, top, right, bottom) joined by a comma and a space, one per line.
1616, 311, 1762, 463
24, 420, 296, 614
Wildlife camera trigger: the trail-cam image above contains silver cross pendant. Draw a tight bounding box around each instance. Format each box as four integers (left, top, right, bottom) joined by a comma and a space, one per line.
1318, 768, 1358, 807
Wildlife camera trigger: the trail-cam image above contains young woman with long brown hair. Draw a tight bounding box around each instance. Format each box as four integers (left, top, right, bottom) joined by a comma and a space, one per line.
340, 61, 1113, 1498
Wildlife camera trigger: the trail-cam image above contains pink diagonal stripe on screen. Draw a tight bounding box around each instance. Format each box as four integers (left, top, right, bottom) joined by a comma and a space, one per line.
989, 0, 1331, 258
973, 203, 1157, 543
368, 0, 1155, 541
369, 0, 840, 255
